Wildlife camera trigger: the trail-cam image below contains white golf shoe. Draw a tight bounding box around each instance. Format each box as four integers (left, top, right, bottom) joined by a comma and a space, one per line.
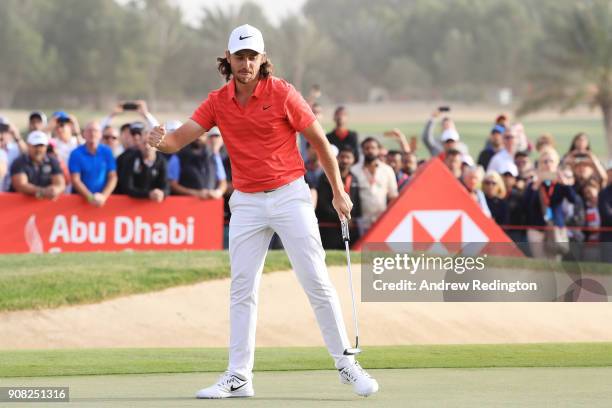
338, 361, 379, 397
195, 371, 254, 399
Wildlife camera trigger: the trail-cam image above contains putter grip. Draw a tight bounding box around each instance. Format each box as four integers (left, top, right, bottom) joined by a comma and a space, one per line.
341, 218, 350, 242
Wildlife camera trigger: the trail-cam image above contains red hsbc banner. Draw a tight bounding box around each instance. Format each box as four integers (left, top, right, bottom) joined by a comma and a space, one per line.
0, 193, 223, 253
355, 158, 518, 255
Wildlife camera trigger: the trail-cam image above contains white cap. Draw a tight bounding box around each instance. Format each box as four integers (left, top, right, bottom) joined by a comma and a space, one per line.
441, 129, 460, 142
207, 126, 221, 137
27, 130, 49, 146
228, 24, 265, 55
164, 120, 183, 133
330, 144, 339, 157
499, 161, 519, 177
461, 154, 475, 167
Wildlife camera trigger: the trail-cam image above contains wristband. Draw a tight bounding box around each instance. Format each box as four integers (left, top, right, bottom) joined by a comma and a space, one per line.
35, 188, 43, 199
87, 193, 95, 203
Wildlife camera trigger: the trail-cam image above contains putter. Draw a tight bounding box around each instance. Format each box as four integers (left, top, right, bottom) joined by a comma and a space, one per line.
341, 218, 361, 356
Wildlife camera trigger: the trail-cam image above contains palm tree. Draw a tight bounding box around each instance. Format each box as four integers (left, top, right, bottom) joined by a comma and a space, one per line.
517, 0, 612, 159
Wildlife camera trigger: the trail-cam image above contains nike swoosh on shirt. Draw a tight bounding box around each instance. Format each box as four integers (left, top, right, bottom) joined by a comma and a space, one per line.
239, 35, 253, 40
263, 105, 272, 110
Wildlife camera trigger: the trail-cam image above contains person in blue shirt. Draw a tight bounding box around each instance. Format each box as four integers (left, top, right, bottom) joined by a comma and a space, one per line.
69, 121, 117, 207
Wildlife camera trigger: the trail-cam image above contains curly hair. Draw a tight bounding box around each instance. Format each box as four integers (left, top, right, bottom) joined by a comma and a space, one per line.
216, 56, 274, 82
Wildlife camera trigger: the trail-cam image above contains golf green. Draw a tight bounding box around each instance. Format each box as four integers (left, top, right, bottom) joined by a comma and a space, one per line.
2, 367, 610, 407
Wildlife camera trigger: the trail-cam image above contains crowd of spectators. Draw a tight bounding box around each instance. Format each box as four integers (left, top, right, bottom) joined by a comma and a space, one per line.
1, 97, 611, 261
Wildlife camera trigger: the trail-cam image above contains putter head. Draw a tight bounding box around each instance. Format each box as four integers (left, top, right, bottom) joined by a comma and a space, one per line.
343, 347, 361, 355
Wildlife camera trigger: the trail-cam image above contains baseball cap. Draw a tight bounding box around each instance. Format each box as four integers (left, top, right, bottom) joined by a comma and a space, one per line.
165, 120, 183, 133
27, 130, 49, 146
53, 111, 70, 121
129, 121, 146, 134
441, 129, 460, 142
461, 154, 475, 167
499, 161, 519, 177
0, 116, 7, 125
491, 124, 505, 134
207, 126, 221, 137
228, 24, 265, 55
29, 111, 48, 125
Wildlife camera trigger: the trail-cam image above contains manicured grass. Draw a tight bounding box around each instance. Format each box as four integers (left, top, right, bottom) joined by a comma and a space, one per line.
1, 343, 611, 378
0, 250, 353, 312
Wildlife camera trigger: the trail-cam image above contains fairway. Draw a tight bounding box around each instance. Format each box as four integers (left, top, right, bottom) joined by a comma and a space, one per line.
3, 367, 611, 407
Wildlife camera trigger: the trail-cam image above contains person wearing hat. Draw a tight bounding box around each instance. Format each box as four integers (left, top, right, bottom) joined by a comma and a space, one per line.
422, 109, 469, 161
487, 127, 519, 174
477, 125, 504, 169
9, 131, 65, 199
166, 125, 227, 199
51, 111, 81, 164
148, 24, 378, 398
117, 125, 169, 202
499, 161, 527, 243
28, 111, 48, 132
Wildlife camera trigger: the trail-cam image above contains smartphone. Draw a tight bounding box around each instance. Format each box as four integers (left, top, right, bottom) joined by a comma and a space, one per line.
122, 102, 139, 111
438, 106, 451, 112
540, 171, 557, 181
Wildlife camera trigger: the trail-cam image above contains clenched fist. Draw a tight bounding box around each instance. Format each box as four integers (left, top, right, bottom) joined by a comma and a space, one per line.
148, 125, 166, 149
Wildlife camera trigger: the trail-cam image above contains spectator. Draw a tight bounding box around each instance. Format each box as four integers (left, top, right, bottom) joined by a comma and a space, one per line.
562, 133, 607, 189
0, 120, 24, 191
304, 142, 325, 190
444, 148, 463, 179
119, 123, 135, 150
555, 165, 585, 243
28, 111, 47, 132
352, 137, 398, 232
495, 114, 509, 129
582, 180, 601, 262
9, 131, 65, 199
117, 128, 168, 202
386, 150, 410, 190
326, 106, 359, 161
168, 127, 227, 199
402, 152, 418, 181
514, 150, 534, 191
50, 111, 81, 164
511, 122, 530, 152
535, 133, 555, 153
69, 121, 117, 207
523, 147, 575, 259
461, 165, 491, 217
383, 128, 412, 154
316, 147, 361, 249
598, 162, 612, 261
482, 171, 509, 225
500, 161, 526, 242
487, 128, 517, 174
422, 110, 468, 160
101, 125, 123, 158
115, 122, 145, 182
477, 125, 504, 169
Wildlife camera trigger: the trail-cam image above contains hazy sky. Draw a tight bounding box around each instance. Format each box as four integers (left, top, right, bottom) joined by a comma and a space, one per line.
169, 0, 307, 26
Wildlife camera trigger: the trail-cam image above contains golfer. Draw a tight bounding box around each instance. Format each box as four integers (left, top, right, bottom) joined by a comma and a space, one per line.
148, 24, 378, 399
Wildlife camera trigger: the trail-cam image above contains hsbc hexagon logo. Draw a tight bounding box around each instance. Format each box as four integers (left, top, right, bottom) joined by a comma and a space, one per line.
386, 210, 489, 243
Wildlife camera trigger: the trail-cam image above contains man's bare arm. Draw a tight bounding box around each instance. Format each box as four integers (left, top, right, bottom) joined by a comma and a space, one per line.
301, 120, 353, 220
149, 120, 205, 154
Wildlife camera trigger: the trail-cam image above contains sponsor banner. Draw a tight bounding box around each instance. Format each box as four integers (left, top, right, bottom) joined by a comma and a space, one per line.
0, 193, 223, 253
355, 158, 514, 251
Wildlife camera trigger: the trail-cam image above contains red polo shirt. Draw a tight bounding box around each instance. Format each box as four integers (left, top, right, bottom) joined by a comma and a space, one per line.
191, 76, 316, 193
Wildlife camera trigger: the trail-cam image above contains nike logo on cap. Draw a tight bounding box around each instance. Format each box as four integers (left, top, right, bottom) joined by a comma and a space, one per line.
239, 35, 253, 40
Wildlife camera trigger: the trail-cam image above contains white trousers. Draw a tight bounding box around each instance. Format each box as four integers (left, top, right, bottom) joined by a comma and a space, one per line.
227, 177, 354, 378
